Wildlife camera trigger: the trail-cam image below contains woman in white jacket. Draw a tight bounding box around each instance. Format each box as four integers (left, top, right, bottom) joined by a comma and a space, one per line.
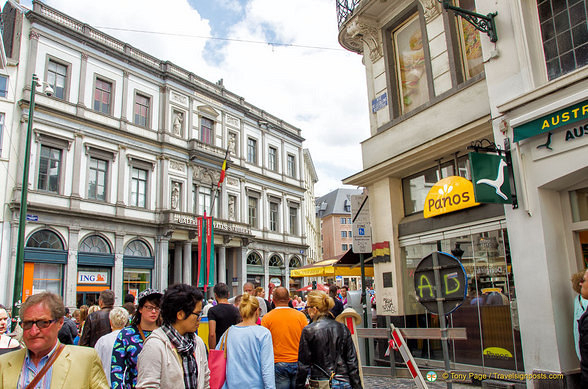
136, 284, 210, 389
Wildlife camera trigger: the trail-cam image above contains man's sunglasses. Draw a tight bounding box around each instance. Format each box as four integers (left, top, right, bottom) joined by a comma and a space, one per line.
22, 319, 57, 330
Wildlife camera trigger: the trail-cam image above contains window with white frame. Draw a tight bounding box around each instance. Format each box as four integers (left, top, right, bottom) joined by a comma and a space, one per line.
268, 146, 277, 171
134, 93, 150, 127
289, 206, 298, 235
201, 117, 214, 145
248, 196, 258, 228
287, 154, 296, 178
247, 138, 257, 164
93, 77, 113, 115
47, 59, 68, 100
0, 75, 7, 98
340, 217, 347, 224
269, 201, 279, 232
38, 145, 62, 193
88, 157, 108, 201
130, 167, 148, 208
198, 186, 216, 216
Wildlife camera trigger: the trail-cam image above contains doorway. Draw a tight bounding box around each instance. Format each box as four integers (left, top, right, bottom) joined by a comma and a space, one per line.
77, 292, 100, 308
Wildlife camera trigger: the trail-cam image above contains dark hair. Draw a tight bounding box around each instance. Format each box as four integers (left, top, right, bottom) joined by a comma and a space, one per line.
123, 302, 136, 316
64, 307, 70, 315
341, 285, 349, 291
213, 283, 229, 299
20, 292, 65, 321
131, 296, 160, 327
329, 285, 338, 297
99, 290, 115, 307
160, 284, 203, 325
124, 293, 136, 304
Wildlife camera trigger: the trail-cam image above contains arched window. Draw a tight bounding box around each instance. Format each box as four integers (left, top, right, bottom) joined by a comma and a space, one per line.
26, 230, 64, 250
289, 256, 301, 268
124, 240, 151, 257
79, 235, 111, 253
269, 255, 283, 267
247, 252, 262, 265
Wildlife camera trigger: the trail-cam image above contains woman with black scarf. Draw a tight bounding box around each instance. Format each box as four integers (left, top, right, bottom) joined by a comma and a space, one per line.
136, 284, 210, 389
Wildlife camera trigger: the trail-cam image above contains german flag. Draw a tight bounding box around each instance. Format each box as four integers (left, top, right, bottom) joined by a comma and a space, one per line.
372, 241, 391, 263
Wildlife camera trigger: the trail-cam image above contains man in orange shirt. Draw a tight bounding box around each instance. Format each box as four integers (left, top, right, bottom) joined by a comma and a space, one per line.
261, 286, 308, 389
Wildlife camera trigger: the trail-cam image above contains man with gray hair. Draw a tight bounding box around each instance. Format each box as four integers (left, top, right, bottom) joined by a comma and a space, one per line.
94, 307, 130, 385
0, 292, 108, 388
80, 289, 115, 347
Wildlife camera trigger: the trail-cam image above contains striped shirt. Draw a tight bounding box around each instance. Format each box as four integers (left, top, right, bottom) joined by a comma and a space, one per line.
17, 342, 60, 389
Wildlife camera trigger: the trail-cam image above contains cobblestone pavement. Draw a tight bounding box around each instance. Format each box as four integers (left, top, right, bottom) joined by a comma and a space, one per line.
363, 375, 479, 388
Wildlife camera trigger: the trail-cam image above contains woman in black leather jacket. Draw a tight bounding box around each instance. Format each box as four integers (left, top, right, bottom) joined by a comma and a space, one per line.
295, 291, 362, 389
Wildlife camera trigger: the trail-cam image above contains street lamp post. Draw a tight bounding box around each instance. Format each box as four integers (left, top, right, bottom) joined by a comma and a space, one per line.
11, 74, 51, 320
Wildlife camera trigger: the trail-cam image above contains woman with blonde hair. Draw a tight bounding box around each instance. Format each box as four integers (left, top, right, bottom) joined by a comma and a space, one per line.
296, 291, 361, 389
217, 293, 275, 388
572, 269, 588, 360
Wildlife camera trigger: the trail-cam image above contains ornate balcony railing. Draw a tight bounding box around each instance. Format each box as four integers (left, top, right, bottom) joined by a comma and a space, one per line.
336, 0, 361, 28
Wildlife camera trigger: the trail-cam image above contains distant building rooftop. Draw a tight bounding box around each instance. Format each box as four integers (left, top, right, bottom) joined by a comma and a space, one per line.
315, 188, 362, 218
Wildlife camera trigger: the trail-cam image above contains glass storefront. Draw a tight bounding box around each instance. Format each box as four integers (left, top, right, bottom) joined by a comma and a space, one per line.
124, 268, 151, 298
30, 263, 63, 295
76, 266, 111, 307
398, 227, 524, 371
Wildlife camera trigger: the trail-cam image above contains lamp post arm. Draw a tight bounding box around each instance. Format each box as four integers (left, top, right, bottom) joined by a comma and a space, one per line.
12, 74, 39, 319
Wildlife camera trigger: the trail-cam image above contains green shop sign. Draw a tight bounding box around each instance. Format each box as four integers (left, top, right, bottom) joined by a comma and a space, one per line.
469, 152, 512, 204
513, 99, 588, 142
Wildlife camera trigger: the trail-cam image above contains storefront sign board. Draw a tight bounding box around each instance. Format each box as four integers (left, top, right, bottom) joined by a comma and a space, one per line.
78, 271, 109, 284
469, 153, 512, 204
423, 176, 479, 218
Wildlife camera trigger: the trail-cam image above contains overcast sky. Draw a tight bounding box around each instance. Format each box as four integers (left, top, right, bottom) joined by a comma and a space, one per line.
17, 0, 369, 197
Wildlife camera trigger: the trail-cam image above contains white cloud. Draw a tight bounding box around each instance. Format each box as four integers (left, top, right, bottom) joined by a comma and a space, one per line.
24, 0, 369, 196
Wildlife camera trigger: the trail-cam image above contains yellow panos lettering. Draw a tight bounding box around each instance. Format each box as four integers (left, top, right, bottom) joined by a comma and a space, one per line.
418, 275, 434, 298
444, 274, 460, 295
541, 119, 550, 130
562, 112, 570, 122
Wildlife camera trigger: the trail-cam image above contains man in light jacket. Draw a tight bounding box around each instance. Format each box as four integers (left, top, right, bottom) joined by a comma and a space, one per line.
136, 284, 209, 389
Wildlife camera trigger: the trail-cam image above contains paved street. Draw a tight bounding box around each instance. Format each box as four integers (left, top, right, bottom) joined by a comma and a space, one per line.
364, 375, 479, 388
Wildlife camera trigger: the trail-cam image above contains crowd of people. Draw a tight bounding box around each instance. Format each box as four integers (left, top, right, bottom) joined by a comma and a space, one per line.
0, 282, 361, 389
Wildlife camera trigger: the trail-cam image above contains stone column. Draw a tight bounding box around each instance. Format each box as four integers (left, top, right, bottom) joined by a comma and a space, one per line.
113, 233, 125, 306
121, 71, 129, 121
116, 146, 127, 208
155, 235, 170, 290
218, 246, 226, 284
66, 228, 80, 309
174, 242, 182, 284
70, 133, 83, 205
182, 241, 192, 284
78, 53, 88, 108
186, 165, 194, 214
239, 245, 247, 293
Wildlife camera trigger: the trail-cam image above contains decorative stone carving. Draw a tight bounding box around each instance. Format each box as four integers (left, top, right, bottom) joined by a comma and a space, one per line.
171, 91, 188, 106
228, 133, 236, 155
30, 31, 40, 40
172, 111, 183, 136
193, 166, 215, 185
228, 195, 236, 221
226, 115, 240, 128
345, 19, 383, 62
420, 0, 442, 22
169, 160, 186, 172
171, 182, 180, 210
227, 177, 239, 187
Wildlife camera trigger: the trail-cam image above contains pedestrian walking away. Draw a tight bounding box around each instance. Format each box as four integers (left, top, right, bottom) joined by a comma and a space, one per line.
79, 289, 115, 347
94, 307, 130, 386
57, 307, 78, 345
296, 290, 361, 389
111, 288, 162, 389
0, 292, 108, 388
208, 282, 241, 349
136, 283, 209, 389
218, 293, 275, 388
262, 286, 308, 389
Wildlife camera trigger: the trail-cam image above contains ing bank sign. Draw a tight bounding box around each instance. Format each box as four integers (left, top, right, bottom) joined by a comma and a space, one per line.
424, 176, 480, 218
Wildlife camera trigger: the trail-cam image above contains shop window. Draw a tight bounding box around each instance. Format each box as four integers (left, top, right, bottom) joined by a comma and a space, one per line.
79, 235, 111, 253
269, 255, 283, 267
289, 256, 301, 268
33, 263, 63, 296
93, 77, 113, 115
268, 146, 278, 171
453, 0, 484, 81
124, 239, 152, 257
124, 269, 151, 297
26, 229, 64, 249
538, 0, 588, 80
38, 145, 62, 193
570, 187, 588, 222
247, 252, 262, 265
389, 12, 431, 116
134, 93, 151, 127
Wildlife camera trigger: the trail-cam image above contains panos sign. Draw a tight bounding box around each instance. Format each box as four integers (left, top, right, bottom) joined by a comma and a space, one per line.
423, 176, 479, 218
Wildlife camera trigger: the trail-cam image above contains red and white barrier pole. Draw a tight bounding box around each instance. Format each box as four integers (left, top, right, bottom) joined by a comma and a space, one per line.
389, 324, 428, 389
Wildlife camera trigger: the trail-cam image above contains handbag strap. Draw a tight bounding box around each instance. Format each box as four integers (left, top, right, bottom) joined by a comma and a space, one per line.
25, 343, 65, 389
137, 325, 146, 342
219, 327, 230, 358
